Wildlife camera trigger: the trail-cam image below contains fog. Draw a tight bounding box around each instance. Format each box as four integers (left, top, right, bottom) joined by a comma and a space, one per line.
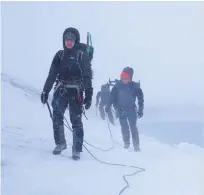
1, 1, 204, 146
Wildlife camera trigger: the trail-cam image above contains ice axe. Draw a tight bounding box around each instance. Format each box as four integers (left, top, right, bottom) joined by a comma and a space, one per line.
46, 102, 53, 120
87, 32, 90, 46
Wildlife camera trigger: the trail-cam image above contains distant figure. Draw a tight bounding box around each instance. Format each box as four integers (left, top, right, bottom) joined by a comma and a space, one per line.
96, 84, 114, 124
105, 67, 144, 151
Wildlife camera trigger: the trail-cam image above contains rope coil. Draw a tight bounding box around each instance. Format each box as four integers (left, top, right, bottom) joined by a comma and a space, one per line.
46, 102, 145, 195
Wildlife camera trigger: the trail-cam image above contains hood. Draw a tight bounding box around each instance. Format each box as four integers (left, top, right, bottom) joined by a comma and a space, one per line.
62, 27, 80, 48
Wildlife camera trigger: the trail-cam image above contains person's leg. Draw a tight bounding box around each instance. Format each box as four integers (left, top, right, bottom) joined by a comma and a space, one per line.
107, 108, 115, 125
51, 90, 68, 154
119, 110, 130, 148
69, 98, 83, 160
99, 104, 105, 120
127, 109, 140, 151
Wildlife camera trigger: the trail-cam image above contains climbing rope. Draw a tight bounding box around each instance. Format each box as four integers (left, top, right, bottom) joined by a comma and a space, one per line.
46, 102, 145, 195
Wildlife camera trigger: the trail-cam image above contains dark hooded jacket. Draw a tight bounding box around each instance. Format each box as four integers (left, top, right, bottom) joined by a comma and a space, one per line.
109, 67, 144, 111
43, 27, 93, 97
96, 84, 111, 106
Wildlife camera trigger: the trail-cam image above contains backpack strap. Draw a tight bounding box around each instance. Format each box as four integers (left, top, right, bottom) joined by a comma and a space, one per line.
77, 50, 83, 63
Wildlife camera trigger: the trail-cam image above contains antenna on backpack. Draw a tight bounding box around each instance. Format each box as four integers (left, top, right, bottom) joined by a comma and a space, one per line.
108, 78, 119, 86
87, 32, 93, 56
87, 32, 90, 46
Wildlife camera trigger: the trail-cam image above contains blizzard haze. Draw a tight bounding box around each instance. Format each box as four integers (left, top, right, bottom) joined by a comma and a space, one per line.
1, 2, 204, 195
2, 1, 204, 106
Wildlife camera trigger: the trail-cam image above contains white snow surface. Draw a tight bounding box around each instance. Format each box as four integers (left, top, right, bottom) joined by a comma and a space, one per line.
1, 2, 204, 195
1, 75, 204, 195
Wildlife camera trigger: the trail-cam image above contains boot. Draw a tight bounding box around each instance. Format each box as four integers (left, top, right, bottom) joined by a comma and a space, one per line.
133, 145, 140, 152
124, 143, 130, 149
52, 143, 67, 155
72, 151, 80, 160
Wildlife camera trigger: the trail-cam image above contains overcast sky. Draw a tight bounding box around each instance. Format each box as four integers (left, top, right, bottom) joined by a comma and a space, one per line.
2, 1, 204, 106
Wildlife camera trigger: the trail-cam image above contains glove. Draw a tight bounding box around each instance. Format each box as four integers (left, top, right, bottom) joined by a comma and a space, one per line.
41, 91, 48, 104
84, 95, 92, 110
138, 109, 143, 118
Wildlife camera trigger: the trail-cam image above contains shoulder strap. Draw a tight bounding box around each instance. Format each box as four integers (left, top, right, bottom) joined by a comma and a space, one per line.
77, 50, 83, 63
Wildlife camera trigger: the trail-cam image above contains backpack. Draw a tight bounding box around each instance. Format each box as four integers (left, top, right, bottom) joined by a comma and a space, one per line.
54, 41, 93, 96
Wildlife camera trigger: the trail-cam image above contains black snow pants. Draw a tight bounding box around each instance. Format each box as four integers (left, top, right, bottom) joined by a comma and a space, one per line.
99, 104, 106, 120
118, 108, 139, 147
51, 87, 84, 152
99, 103, 114, 124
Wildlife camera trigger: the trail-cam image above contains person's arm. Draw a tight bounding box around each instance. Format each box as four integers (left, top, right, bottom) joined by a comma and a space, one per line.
80, 46, 93, 109
96, 92, 101, 106
136, 86, 144, 118
105, 85, 118, 112
43, 51, 62, 93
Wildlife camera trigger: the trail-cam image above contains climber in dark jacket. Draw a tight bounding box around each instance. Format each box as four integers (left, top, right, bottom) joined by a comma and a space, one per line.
40, 27, 94, 160
96, 84, 114, 124
105, 67, 144, 151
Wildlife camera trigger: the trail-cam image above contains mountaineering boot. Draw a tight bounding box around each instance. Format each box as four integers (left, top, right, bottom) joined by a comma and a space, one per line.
124, 143, 130, 149
52, 143, 67, 155
72, 151, 80, 160
133, 145, 140, 152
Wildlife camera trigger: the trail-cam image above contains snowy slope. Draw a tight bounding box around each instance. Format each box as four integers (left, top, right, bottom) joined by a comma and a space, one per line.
1, 2, 204, 195
2, 75, 204, 195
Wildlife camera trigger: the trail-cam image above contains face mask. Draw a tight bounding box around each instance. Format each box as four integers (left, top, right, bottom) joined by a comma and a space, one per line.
64, 32, 76, 49
65, 40, 75, 48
